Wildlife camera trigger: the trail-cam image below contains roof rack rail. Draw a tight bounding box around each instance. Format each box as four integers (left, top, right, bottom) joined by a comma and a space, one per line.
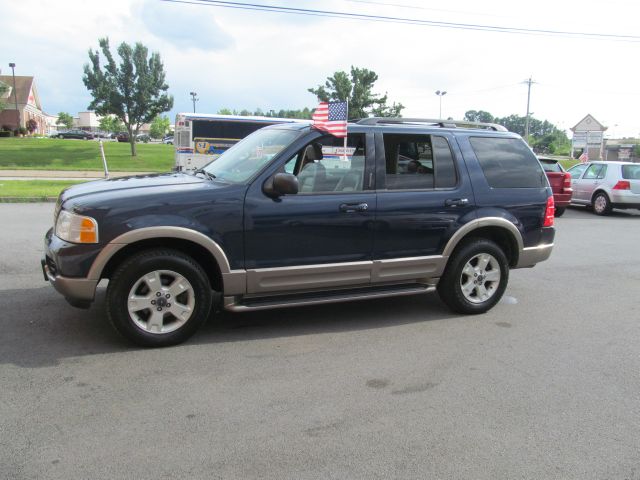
356, 117, 508, 132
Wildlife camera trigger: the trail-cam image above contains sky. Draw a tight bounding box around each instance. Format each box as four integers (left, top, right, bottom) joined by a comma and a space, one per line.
1, 0, 639, 138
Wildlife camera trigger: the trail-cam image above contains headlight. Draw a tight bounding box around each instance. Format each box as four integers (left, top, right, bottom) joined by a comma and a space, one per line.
55, 210, 99, 244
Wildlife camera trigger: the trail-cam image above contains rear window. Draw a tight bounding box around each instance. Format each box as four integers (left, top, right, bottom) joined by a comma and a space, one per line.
539, 159, 563, 173
622, 164, 640, 179
470, 137, 546, 188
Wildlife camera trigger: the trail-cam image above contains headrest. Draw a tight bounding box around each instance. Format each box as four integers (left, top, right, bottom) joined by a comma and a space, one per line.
304, 142, 323, 161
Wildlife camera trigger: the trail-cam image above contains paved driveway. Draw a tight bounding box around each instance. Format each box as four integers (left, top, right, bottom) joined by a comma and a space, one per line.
1, 204, 639, 479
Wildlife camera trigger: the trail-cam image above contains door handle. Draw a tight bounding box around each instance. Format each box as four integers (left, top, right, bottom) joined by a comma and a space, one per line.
339, 202, 368, 213
444, 198, 469, 207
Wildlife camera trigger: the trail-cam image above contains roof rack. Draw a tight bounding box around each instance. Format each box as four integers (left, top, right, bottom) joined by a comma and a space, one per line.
355, 117, 508, 132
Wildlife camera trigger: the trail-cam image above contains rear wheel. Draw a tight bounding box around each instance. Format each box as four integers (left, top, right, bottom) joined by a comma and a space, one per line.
106, 249, 213, 347
554, 206, 566, 217
438, 238, 509, 314
592, 192, 612, 216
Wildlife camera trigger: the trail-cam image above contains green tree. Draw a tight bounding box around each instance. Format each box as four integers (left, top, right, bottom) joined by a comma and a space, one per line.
308, 66, 404, 118
98, 115, 124, 134
217, 108, 234, 115
83, 37, 173, 156
56, 112, 74, 130
464, 110, 495, 123
149, 115, 171, 139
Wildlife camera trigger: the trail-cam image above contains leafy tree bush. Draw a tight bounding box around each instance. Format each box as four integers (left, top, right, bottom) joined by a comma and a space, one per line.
83, 37, 173, 156
26, 119, 38, 134
56, 112, 74, 130
149, 115, 170, 139
308, 66, 404, 118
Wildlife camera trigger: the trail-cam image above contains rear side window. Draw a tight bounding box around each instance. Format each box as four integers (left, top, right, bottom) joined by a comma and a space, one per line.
470, 137, 546, 188
383, 134, 457, 190
622, 165, 640, 179
539, 160, 563, 173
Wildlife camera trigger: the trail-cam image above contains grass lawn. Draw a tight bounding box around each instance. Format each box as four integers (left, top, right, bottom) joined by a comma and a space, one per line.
0, 180, 86, 200
0, 137, 174, 171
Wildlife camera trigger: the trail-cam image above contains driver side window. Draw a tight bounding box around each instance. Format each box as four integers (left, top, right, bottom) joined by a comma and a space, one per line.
283, 134, 366, 194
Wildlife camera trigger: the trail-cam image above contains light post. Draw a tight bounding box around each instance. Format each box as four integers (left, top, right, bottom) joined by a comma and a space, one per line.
8, 63, 20, 131
435, 90, 447, 119
190, 91, 198, 113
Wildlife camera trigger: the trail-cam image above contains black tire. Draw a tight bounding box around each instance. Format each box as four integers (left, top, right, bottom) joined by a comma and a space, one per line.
106, 248, 212, 347
58, 134, 64, 139
437, 238, 509, 315
592, 192, 612, 216
554, 206, 566, 217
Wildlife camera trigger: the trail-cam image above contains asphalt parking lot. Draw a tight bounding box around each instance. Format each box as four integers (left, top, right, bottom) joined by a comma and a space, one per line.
1, 203, 639, 480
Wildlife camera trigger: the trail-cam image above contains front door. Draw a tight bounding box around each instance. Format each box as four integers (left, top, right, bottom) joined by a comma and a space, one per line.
372, 132, 475, 284
243, 133, 376, 294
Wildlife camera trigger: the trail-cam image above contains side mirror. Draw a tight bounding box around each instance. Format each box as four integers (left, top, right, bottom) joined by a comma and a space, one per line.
263, 173, 299, 197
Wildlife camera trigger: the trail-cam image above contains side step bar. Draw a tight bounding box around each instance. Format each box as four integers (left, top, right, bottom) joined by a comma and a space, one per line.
223, 283, 436, 312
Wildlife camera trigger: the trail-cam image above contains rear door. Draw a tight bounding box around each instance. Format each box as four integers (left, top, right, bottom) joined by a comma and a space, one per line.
578, 163, 606, 202
372, 131, 475, 283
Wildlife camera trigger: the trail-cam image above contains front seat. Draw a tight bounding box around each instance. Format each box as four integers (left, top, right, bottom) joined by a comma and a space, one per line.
298, 143, 325, 192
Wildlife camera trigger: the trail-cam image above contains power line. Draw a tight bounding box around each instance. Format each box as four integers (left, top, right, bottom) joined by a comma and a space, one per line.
159, 0, 640, 42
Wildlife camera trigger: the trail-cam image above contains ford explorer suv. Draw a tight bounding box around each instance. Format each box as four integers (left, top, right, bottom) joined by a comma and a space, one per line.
43, 118, 555, 347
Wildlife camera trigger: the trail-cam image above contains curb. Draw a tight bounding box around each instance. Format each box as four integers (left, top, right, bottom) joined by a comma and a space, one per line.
0, 197, 57, 203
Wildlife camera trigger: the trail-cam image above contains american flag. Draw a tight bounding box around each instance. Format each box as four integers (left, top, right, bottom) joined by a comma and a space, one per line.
312, 101, 348, 138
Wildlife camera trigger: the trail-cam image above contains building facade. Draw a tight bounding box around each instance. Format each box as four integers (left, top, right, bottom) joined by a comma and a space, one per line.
0, 75, 48, 134
570, 114, 607, 161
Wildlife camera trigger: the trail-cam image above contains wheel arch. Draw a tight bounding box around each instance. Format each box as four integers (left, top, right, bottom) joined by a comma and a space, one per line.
443, 218, 522, 267
591, 188, 610, 204
89, 227, 232, 292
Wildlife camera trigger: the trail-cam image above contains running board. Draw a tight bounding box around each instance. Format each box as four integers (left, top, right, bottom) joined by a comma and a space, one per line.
223, 283, 436, 312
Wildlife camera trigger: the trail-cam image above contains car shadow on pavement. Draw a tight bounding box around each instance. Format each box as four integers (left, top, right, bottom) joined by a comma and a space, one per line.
565, 205, 640, 218
0, 286, 457, 368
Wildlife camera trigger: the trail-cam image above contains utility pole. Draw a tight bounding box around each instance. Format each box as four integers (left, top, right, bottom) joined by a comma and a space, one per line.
8, 63, 20, 130
190, 91, 199, 113
522, 77, 536, 144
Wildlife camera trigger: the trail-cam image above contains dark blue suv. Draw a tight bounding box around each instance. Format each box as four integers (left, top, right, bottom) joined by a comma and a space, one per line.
43, 118, 555, 346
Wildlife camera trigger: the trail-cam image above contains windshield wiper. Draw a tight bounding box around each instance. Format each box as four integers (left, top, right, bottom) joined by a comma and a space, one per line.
193, 168, 216, 181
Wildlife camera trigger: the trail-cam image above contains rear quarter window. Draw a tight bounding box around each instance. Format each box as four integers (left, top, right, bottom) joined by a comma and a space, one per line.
622, 164, 640, 179
470, 137, 546, 188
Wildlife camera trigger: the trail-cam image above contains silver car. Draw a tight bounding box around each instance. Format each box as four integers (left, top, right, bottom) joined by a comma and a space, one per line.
567, 161, 640, 215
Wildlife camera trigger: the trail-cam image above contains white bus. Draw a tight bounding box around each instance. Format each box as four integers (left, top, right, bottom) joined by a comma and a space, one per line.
173, 113, 309, 172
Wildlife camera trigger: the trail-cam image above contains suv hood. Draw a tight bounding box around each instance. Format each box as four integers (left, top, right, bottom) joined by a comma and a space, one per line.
59, 173, 207, 203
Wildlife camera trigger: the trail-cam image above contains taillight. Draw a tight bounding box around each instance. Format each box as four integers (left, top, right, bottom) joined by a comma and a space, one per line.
562, 172, 572, 193
613, 180, 630, 190
543, 196, 555, 227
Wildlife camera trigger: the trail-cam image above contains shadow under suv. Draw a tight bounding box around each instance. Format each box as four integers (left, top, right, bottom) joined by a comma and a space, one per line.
43, 118, 555, 346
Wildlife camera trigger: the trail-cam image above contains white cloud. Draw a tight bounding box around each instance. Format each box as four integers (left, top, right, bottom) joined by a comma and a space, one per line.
1, 0, 639, 137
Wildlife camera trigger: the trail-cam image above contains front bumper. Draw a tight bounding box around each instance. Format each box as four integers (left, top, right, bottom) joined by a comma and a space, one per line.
41, 257, 98, 306
42, 228, 101, 307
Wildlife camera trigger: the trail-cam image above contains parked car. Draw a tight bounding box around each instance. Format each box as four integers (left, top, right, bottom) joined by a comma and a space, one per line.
162, 135, 174, 145
538, 157, 572, 217
56, 129, 94, 140
567, 161, 640, 215
116, 132, 129, 142
137, 133, 151, 143
42, 118, 555, 347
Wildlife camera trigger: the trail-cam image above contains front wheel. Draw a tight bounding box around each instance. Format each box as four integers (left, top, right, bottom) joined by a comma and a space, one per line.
106, 249, 213, 347
437, 238, 509, 314
592, 192, 612, 216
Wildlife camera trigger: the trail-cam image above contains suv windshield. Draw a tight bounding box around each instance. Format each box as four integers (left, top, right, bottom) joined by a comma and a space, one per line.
203, 128, 299, 183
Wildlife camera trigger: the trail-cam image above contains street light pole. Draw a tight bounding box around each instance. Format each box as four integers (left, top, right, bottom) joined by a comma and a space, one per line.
8, 63, 20, 131
435, 90, 447, 119
190, 91, 199, 113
